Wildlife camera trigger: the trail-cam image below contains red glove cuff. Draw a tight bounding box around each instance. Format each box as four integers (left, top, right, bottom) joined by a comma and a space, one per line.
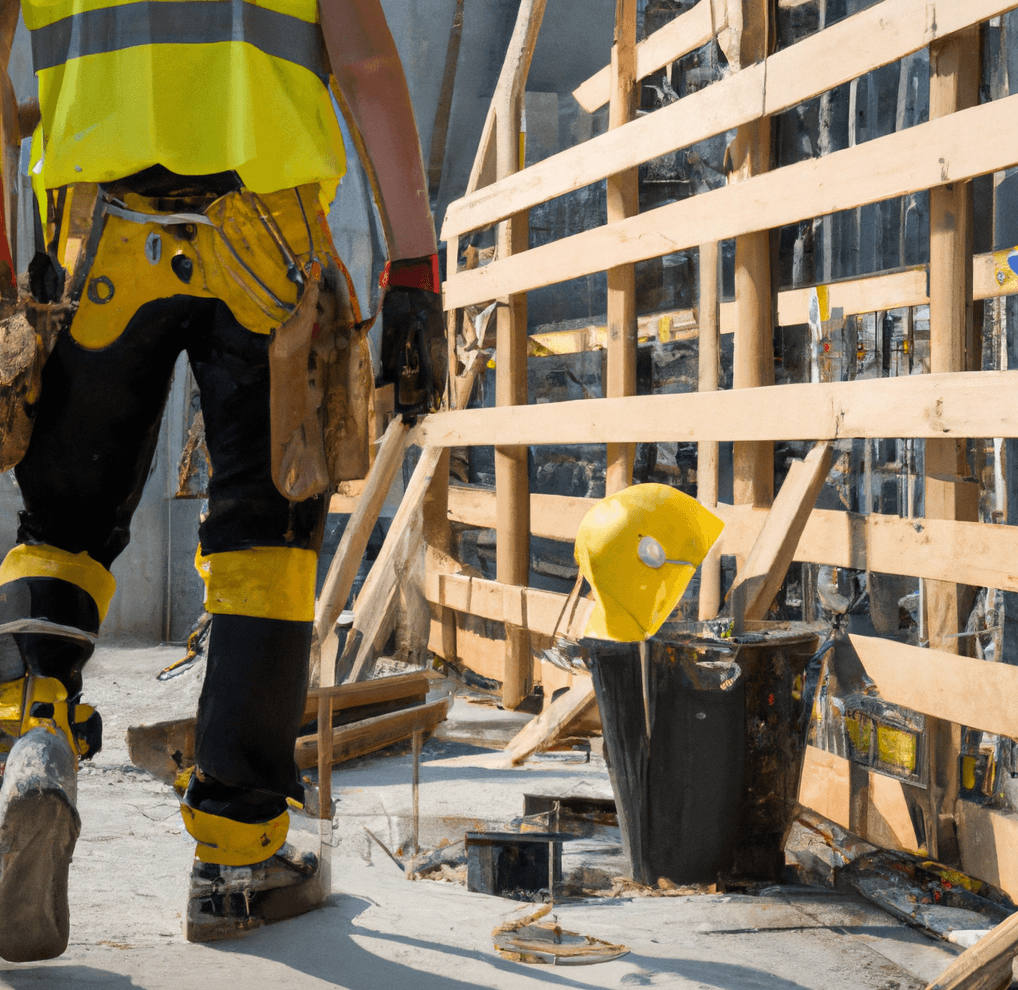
381, 255, 440, 295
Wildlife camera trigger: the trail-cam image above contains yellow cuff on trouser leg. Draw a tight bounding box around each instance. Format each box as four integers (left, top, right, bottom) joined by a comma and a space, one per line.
0, 544, 116, 622
193, 545, 316, 622
180, 803, 290, 866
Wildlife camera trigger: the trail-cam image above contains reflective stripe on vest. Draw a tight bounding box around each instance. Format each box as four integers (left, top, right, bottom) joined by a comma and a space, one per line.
30, 1, 329, 80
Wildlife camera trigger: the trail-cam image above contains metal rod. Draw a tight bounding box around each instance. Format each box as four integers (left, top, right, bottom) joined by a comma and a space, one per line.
412, 728, 423, 856
547, 838, 555, 907
363, 826, 404, 872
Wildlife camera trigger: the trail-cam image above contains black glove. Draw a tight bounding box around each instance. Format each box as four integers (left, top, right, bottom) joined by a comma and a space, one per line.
379, 255, 445, 422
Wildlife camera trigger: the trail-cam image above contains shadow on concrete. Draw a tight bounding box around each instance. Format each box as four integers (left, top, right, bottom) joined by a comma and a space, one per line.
1, 965, 144, 989
620, 953, 821, 990
209, 894, 608, 990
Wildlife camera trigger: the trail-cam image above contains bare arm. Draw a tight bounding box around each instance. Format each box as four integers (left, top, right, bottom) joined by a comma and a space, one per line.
319, 0, 437, 263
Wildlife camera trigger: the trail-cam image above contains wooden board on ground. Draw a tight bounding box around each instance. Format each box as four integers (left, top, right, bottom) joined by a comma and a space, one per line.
501, 677, 597, 766
302, 671, 430, 723
295, 698, 449, 771
125, 717, 195, 785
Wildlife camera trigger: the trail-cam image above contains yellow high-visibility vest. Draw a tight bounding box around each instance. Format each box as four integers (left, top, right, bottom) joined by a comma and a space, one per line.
23, 0, 346, 194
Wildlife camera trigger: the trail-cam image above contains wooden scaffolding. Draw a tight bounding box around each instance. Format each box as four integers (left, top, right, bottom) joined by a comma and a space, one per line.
317, 0, 1018, 897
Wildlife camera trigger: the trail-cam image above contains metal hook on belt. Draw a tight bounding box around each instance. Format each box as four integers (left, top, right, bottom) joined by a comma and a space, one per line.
101, 196, 215, 228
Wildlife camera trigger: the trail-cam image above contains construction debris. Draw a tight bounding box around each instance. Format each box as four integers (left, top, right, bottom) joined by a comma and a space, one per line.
492, 905, 630, 966
126, 670, 446, 782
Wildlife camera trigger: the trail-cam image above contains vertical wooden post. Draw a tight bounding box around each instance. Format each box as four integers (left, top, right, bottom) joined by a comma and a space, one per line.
493, 2, 547, 710
605, 0, 639, 496
424, 447, 455, 666
698, 241, 722, 620
730, 0, 774, 511
924, 25, 981, 860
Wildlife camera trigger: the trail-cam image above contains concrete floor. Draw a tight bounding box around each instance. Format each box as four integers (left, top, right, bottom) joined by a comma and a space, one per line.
0, 644, 965, 990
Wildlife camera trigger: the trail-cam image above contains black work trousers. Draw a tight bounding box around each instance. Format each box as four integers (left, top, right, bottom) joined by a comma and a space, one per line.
12, 293, 327, 802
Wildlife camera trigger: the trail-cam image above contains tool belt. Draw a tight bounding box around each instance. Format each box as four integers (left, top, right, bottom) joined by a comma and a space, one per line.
11, 180, 372, 499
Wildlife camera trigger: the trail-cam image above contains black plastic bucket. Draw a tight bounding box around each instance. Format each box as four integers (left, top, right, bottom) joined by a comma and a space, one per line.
585, 621, 821, 886
585, 634, 745, 886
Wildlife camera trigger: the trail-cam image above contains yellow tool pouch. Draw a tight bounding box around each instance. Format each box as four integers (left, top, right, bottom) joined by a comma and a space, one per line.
71, 184, 330, 347
65, 183, 372, 500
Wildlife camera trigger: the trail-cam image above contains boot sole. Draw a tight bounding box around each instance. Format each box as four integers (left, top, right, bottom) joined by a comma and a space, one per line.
0, 729, 80, 963
0, 786, 80, 961
184, 848, 329, 943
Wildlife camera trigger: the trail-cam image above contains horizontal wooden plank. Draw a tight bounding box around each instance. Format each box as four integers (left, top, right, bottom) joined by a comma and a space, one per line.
442, 0, 1017, 241
446, 486, 1018, 593
295, 699, 448, 770
416, 370, 1018, 446
448, 486, 594, 540
426, 567, 593, 640
721, 504, 1018, 592
850, 634, 1018, 738
445, 92, 1018, 309
775, 270, 928, 327
798, 744, 921, 854
573, 0, 723, 112
428, 613, 506, 681
772, 252, 1008, 327
302, 671, 430, 723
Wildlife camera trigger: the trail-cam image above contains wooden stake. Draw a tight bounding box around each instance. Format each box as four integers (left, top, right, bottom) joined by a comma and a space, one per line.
728, 442, 833, 631
731, 0, 774, 511
923, 24, 980, 861
698, 241, 721, 619
315, 418, 410, 680
412, 728, 423, 856
492, 1, 547, 711
605, 0, 639, 495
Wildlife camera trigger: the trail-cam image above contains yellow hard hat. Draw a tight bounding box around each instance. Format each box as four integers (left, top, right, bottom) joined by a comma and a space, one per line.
574, 484, 724, 642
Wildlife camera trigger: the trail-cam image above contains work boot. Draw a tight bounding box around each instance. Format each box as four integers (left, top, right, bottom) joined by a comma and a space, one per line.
184, 841, 328, 942
0, 726, 81, 962
180, 769, 329, 942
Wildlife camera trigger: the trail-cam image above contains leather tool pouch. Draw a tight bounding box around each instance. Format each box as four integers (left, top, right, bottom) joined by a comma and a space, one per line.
269, 259, 371, 501
0, 298, 67, 472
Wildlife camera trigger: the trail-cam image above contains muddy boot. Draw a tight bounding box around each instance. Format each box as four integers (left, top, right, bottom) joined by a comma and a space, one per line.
184, 841, 328, 942
179, 770, 329, 942
0, 726, 81, 962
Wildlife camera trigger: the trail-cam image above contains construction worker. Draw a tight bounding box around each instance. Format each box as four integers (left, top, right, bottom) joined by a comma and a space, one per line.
0, 0, 442, 960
